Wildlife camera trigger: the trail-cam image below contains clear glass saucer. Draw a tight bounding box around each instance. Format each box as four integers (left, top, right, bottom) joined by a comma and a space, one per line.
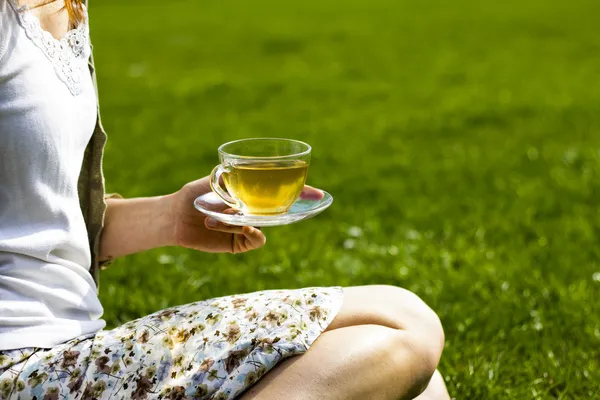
193, 191, 333, 227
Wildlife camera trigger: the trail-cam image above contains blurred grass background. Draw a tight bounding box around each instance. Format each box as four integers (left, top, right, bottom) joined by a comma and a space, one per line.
92, 0, 600, 398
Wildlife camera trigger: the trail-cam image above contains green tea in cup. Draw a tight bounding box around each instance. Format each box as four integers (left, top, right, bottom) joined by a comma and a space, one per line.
210, 138, 311, 215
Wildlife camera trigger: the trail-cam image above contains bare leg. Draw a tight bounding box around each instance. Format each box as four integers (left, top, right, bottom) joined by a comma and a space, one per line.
415, 370, 451, 400
241, 285, 446, 400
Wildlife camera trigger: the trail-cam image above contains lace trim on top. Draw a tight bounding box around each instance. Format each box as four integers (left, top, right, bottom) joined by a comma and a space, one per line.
10, 0, 91, 96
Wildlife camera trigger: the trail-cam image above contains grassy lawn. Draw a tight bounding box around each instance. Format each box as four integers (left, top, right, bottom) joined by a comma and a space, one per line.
92, 0, 600, 398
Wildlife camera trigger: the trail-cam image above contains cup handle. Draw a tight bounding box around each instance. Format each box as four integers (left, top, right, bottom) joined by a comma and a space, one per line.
209, 164, 240, 209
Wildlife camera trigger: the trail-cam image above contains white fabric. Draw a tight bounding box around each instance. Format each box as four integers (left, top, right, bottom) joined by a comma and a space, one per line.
0, 0, 106, 350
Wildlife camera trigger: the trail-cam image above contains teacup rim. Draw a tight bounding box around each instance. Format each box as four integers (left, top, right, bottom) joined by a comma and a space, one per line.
218, 137, 312, 160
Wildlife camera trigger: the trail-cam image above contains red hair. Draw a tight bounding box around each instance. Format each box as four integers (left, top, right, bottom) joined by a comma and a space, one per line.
64, 0, 85, 26
30, 0, 85, 27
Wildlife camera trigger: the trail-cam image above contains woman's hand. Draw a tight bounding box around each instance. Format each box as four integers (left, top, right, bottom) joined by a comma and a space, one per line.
99, 176, 324, 261
170, 177, 324, 254
170, 177, 264, 253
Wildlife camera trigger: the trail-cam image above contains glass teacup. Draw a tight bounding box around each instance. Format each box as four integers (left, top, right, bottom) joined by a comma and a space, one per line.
210, 138, 311, 215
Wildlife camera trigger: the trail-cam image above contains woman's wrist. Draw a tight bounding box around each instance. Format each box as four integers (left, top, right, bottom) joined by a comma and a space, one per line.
100, 194, 179, 260
151, 193, 179, 248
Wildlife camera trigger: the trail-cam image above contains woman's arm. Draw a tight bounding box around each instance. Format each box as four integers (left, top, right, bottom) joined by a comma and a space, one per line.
98, 176, 267, 263
99, 195, 176, 262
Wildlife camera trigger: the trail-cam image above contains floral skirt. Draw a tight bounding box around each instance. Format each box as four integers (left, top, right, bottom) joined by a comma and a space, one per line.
0, 287, 344, 400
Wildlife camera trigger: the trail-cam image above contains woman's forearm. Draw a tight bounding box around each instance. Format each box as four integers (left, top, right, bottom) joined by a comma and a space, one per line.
97, 176, 268, 261
98, 195, 177, 262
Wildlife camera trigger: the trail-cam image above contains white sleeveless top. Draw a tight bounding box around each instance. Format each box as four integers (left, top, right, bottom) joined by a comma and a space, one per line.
0, 0, 106, 350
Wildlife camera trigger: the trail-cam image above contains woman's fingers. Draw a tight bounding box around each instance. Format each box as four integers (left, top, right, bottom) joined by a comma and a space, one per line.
204, 217, 245, 234
300, 185, 324, 201
242, 226, 266, 249
204, 217, 266, 253
232, 226, 267, 253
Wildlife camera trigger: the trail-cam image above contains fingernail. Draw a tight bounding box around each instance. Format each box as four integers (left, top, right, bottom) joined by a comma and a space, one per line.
206, 218, 217, 228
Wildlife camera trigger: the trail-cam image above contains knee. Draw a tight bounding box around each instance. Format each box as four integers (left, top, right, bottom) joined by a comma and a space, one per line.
368, 321, 444, 399
368, 285, 445, 365
389, 331, 442, 399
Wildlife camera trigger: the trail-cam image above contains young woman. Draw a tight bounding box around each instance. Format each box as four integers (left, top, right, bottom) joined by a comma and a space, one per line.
0, 1, 450, 399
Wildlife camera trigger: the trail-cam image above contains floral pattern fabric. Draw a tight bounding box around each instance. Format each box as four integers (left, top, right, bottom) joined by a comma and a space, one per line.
0, 287, 343, 400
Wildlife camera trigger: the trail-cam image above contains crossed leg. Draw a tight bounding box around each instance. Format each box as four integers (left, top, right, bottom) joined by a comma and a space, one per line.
241, 285, 450, 400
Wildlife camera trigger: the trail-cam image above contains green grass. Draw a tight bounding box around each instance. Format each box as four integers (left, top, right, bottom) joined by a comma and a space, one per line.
92, 0, 600, 398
